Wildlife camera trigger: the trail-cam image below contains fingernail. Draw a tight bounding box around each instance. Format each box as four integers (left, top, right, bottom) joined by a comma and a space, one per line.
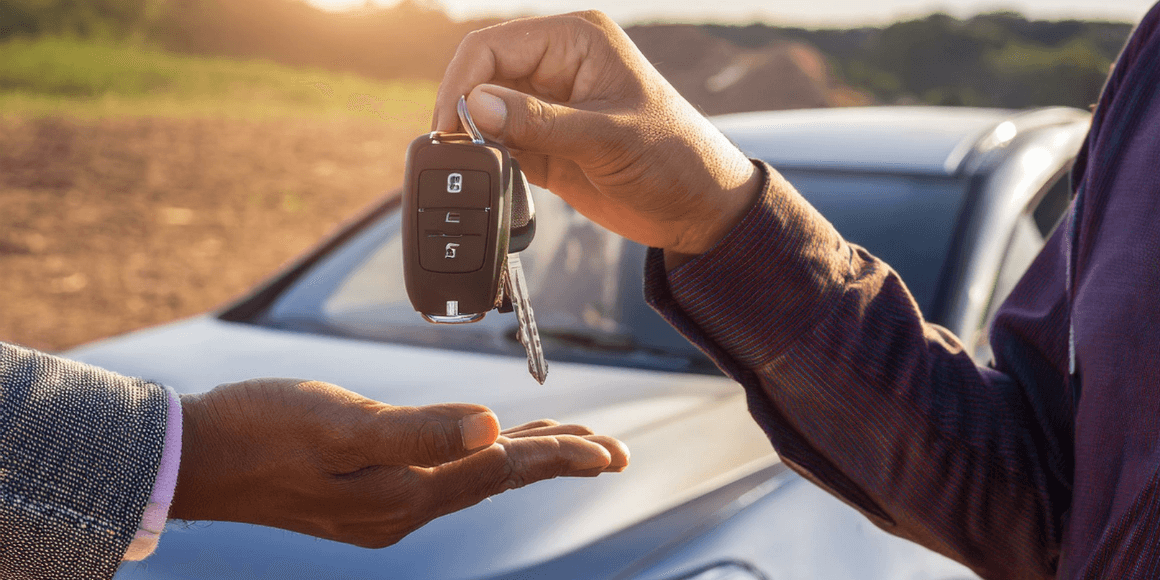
461, 412, 500, 451
470, 87, 507, 137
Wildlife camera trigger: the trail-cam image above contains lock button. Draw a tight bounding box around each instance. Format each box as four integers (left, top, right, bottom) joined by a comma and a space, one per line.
418, 169, 491, 209
418, 208, 490, 237
419, 234, 486, 273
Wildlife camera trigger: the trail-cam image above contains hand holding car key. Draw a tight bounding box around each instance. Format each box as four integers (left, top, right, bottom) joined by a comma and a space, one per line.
402, 96, 548, 383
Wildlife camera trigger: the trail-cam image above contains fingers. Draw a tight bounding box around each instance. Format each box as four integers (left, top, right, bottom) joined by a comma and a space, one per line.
586, 435, 630, 473
507, 152, 607, 213
307, 421, 628, 548
433, 13, 606, 132
502, 422, 593, 439
423, 433, 618, 517
501, 419, 556, 435
501, 421, 628, 471
362, 404, 501, 468
461, 83, 617, 165
499, 434, 615, 483
501, 418, 564, 435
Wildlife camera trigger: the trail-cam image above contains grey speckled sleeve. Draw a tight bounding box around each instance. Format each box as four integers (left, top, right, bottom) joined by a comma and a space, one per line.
0, 342, 168, 579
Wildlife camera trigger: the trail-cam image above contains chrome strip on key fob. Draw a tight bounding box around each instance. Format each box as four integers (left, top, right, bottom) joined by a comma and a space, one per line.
402, 96, 548, 383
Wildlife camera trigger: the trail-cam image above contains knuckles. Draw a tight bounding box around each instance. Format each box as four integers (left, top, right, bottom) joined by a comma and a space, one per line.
570, 10, 613, 29
413, 419, 458, 467
514, 97, 556, 145
459, 29, 483, 50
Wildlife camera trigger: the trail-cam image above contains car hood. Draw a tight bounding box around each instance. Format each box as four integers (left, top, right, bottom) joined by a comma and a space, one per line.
66, 317, 775, 580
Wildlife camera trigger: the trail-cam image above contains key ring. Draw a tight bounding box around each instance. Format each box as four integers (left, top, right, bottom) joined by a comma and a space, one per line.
457, 95, 486, 144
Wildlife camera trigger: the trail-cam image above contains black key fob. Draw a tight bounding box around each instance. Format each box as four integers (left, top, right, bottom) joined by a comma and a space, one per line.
402, 131, 512, 323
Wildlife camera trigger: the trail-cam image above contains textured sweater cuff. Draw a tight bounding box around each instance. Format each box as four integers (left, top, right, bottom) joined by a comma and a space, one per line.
0, 343, 169, 577
645, 160, 852, 368
122, 386, 182, 561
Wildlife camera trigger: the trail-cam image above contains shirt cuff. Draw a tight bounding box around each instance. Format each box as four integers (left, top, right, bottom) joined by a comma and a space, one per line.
122, 386, 183, 561
644, 160, 853, 369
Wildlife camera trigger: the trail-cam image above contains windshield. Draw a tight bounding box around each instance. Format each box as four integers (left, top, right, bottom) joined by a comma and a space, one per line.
322, 190, 626, 337
261, 170, 967, 372
263, 187, 696, 371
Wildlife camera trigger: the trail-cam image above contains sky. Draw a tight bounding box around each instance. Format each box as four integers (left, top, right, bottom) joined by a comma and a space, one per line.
307, 0, 1154, 26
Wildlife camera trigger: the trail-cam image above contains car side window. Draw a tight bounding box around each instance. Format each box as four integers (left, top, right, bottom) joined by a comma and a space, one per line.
973, 172, 1072, 363
1033, 174, 1073, 239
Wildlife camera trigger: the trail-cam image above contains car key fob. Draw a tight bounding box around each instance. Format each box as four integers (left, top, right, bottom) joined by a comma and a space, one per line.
402, 129, 512, 323
402, 96, 548, 383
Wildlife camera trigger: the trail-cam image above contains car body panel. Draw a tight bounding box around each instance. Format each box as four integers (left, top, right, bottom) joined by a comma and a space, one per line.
936, 117, 1089, 348
626, 473, 978, 580
713, 107, 1012, 175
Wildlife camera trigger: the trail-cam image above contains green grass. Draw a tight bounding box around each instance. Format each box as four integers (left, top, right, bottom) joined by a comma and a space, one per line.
0, 36, 438, 120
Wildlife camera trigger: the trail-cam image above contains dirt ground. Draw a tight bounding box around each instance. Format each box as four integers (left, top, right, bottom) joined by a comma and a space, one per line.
0, 114, 420, 352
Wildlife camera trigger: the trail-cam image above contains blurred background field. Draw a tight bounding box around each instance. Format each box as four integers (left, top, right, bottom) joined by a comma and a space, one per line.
0, 0, 1136, 352
0, 37, 437, 119
0, 27, 437, 351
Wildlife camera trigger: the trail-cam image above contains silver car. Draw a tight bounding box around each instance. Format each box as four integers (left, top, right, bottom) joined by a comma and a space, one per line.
71, 106, 1088, 580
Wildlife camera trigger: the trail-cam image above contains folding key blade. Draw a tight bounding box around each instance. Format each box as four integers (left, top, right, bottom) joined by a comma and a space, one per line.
505, 252, 548, 384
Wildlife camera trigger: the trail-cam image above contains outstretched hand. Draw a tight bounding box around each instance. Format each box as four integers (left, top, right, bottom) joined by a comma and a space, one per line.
169, 378, 628, 548
432, 11, 764, 260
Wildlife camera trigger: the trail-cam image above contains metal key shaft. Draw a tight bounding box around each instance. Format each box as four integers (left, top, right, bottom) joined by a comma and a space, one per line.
461, 95, 548, 384
505, 253, 548, 384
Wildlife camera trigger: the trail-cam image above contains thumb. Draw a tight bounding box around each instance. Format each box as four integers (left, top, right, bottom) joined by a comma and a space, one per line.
466, 84, 609, 163
368, 404, 501, 468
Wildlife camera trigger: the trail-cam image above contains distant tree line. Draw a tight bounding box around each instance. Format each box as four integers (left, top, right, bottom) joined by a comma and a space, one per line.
0, 0, 1135, 109
704, 13, 1133, 109
0, 0, 166, 41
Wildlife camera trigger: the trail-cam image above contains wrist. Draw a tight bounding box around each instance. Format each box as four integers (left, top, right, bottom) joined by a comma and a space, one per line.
170, 393, 216, 521
668, 157, 763, 268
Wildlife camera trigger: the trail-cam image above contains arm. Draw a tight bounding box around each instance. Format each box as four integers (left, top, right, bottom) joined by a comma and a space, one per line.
645, 162, 1074, 579
433, 13, 1073, 578
1, 346, 628, 574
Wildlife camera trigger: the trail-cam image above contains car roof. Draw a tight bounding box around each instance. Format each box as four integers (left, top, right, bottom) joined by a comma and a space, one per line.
711, 106, 1070, 176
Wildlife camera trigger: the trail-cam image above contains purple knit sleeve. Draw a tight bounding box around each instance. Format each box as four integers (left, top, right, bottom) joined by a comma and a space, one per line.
644, 161, 1073, 580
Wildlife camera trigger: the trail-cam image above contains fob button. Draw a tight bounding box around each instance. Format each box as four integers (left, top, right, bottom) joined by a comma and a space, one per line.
418, 208, 490, 237
419, 170, 491, 209
420, 235, 486, 273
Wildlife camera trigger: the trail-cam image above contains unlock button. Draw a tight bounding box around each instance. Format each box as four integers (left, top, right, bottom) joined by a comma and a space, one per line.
420, 235, 485, 273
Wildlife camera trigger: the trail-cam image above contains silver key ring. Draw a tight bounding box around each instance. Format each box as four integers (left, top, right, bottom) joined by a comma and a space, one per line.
457, 95, 486, 145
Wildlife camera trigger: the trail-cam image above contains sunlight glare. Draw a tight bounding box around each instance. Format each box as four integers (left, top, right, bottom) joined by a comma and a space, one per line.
308, 0, 375, 12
